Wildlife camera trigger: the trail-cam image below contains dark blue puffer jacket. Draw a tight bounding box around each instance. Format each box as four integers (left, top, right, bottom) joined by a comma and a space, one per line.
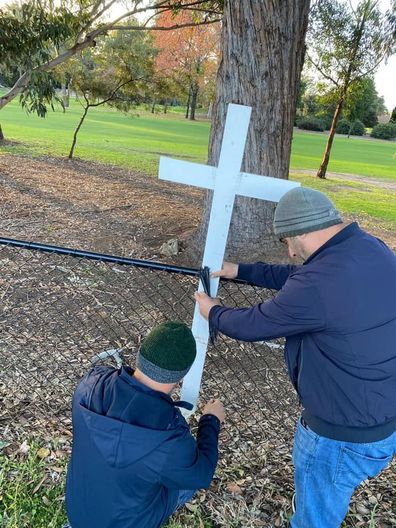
209, 223, 396, 442
65, 366, 220, 528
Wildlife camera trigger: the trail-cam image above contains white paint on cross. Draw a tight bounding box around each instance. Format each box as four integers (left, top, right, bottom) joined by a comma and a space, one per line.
159, 103, 300, 411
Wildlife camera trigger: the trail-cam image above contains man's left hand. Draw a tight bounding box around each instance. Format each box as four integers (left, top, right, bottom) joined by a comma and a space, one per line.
194, 291, 221, 320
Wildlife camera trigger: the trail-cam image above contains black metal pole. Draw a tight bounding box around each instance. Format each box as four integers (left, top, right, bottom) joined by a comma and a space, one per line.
0, 237, 199, 277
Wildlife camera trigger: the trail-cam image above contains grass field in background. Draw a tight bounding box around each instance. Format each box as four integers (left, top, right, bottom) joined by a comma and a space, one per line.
291, 173, 396, 229
1, 97, 395, 180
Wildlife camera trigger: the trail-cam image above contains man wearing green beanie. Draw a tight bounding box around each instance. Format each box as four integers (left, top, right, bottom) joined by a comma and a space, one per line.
195, 187, 396, 528
66, 321, 225, 528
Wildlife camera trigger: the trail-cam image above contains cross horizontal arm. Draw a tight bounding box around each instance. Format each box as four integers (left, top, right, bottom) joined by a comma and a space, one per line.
159, 157, 215, 190
159, 156, 300, 202
239, 172, 300, 202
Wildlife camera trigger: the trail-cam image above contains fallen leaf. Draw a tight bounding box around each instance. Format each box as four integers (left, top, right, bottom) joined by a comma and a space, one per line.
19, 441, 29, 455
33, 476, 47, 494
37, 447, 51, 459
226, 482, 242, 495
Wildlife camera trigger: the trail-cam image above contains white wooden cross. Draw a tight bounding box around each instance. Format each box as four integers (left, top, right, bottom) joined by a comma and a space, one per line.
159, 103, 300, 411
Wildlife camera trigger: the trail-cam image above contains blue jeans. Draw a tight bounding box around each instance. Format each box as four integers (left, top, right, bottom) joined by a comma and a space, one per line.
291, 417, 396, 528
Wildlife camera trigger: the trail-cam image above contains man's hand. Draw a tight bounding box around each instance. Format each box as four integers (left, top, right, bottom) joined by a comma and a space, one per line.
194, 291, 221, 320
203, 399, 225, 424
211, 261, 239, 279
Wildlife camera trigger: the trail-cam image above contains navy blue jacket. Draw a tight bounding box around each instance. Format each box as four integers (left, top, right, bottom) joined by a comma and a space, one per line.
66, 365, 220, 528
210, 223, 396, 442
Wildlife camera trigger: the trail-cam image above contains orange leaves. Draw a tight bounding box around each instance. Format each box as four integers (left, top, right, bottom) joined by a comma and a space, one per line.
153, 10, 220, 80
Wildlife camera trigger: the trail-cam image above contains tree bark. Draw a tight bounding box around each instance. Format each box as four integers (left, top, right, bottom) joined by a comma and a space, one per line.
62, 83, 70, 108
0, 124, 4, 142
317, 97, 344, 178
185, 88, 191, 119
194, 0, 310, 262
207, 101, 213, 119
68, 105, 90, 159
189, 83, 199, 120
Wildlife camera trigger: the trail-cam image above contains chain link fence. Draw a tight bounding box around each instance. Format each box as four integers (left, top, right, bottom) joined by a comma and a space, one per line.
1, 238, 395, 526
0, 238, 297, 451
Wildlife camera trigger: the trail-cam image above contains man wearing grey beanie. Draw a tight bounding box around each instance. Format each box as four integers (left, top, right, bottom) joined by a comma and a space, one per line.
195, 187, 396, 528
66, 321, 225, 528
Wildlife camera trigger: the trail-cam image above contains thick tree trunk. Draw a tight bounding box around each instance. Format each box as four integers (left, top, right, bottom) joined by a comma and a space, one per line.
317, 98, 344, 179
0, 124, 4, 142
194, 0, 311, 262
68, 105, 89, 159
189, 83, 199, 120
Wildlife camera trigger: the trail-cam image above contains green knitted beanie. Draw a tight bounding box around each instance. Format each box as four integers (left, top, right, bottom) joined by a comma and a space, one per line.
273, 187, 342, 238
137, 321, 196, 383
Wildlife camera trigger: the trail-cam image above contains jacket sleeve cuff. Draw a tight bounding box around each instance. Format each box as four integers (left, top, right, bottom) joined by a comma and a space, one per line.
199, 413, 221, 433
237, 263, 255, 282
209, 304, 226, 330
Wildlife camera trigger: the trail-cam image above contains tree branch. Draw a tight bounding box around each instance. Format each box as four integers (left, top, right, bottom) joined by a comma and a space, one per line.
88, 77, 143, 107
0, 37, 96, 109
306, 53, 339, 87
76, 0, 119, 42
89, 0, 221, 34
0, 0, 222, 110
113, 18, 221, 31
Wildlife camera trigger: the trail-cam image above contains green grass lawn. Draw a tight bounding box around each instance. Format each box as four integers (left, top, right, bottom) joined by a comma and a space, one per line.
1, 97, 395, 179
291, 173, 396, 229
0, 99, 210, 175
290, 131, 395, 180
0, 442, 67, 528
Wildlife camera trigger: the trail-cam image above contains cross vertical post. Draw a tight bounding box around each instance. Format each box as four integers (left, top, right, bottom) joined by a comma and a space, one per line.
158, 104, 300, 411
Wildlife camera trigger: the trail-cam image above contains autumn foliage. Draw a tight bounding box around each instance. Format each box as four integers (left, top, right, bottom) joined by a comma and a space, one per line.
154, 11, 220, 118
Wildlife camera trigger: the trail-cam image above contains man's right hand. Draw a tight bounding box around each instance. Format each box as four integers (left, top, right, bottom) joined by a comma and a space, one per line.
211, 262, 238, 280
203, 399, 226, 424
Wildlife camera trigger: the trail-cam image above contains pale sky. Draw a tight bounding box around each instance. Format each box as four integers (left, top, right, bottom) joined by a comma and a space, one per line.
1, 0, 395, 111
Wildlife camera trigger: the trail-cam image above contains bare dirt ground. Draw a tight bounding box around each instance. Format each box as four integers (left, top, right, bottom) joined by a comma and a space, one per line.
0, 153, 205, 264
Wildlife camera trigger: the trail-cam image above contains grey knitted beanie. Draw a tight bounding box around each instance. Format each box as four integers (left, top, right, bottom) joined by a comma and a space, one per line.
273, 187, 342, 239
137, 321, 196, 383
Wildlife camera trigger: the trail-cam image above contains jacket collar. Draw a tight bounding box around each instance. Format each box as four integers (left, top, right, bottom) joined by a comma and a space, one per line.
119, 366, 193, 410
304, 222, 360, 265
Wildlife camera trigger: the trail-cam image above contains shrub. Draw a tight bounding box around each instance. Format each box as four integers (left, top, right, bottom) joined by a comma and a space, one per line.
349, 120, 365, 136
320, 115, 333, 130
371, 123, 396, 140
297, 116, 325, 132
336, 118, 351, 135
